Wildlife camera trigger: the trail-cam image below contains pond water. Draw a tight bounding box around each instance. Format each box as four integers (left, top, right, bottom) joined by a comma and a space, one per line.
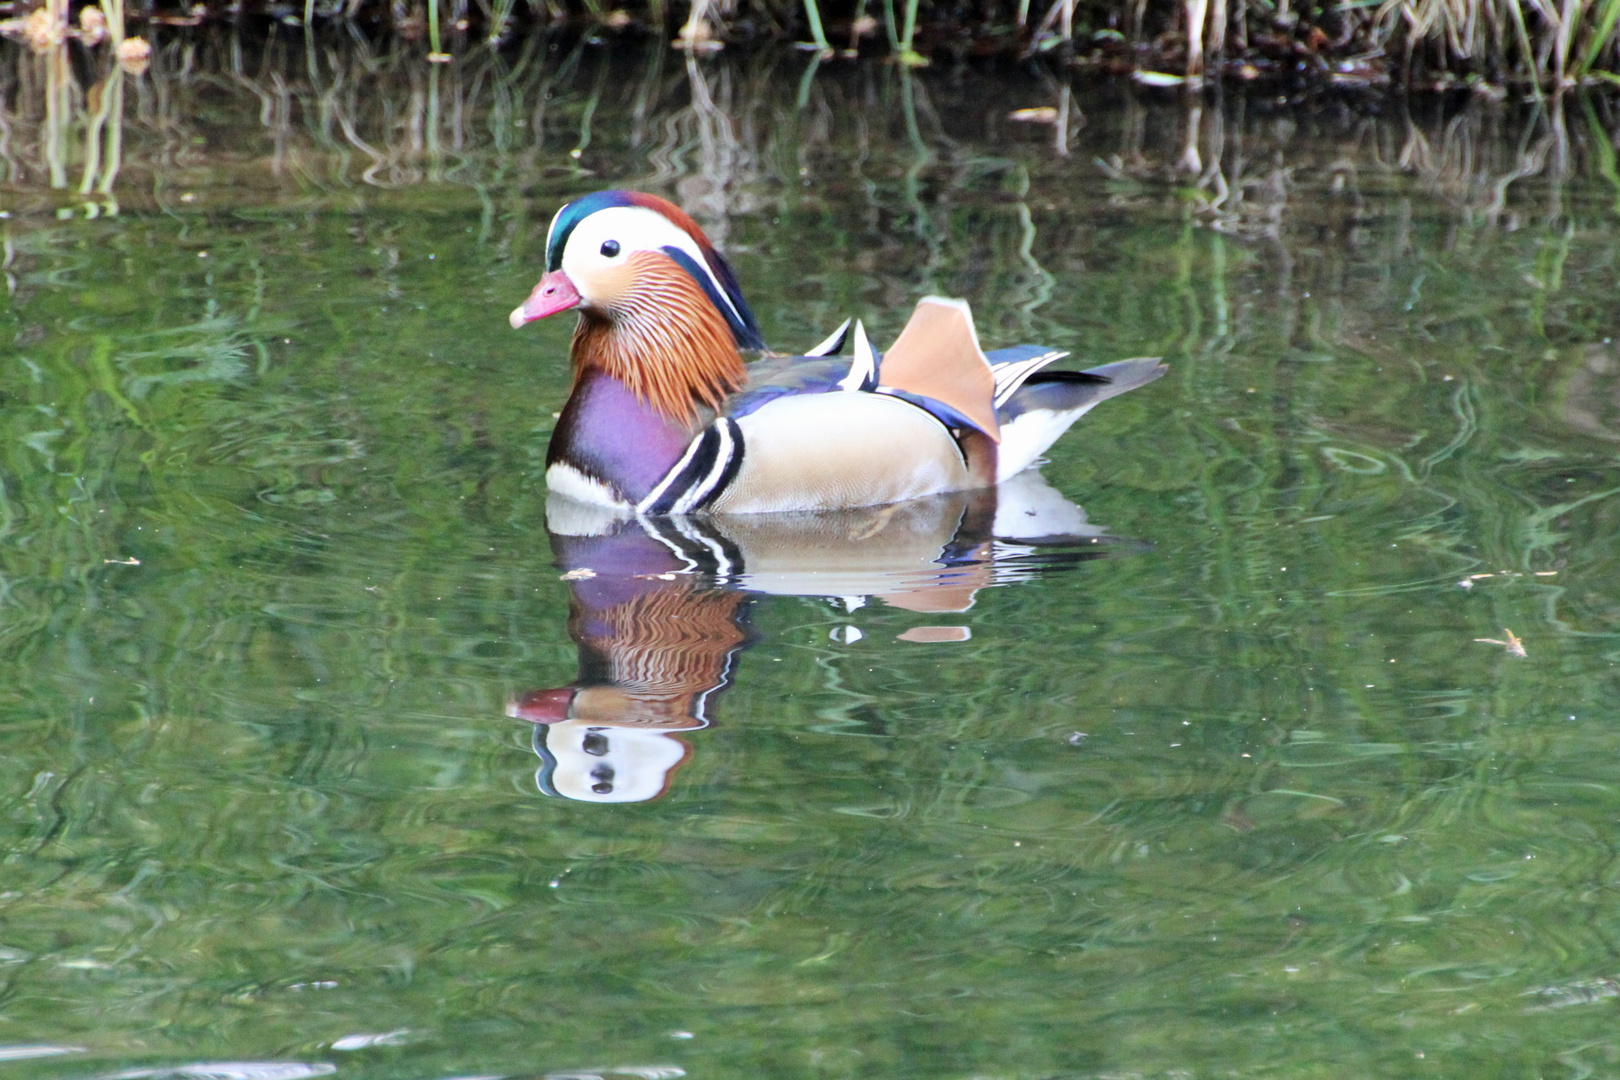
4, 31, 1620, 1079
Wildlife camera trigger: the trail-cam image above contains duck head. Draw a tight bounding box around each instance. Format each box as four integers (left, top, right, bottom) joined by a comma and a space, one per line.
511, 191, 764, 424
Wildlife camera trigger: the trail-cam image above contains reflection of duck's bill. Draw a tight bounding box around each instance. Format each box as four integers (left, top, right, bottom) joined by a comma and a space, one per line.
507, 687, 576, 723
531, 719, 695, 803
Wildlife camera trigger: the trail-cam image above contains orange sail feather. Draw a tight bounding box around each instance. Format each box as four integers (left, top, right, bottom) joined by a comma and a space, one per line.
877, 297, 1002, 442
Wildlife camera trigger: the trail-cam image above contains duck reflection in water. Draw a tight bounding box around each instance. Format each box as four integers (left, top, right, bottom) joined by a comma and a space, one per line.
509, 471, 1127, 803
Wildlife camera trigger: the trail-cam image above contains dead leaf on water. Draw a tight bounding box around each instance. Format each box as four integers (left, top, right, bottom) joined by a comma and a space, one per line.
1131, 70, 1186, 87
1474, 628, 1527, 657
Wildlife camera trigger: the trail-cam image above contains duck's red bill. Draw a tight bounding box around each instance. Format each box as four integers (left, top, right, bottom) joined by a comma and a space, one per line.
510, 270, 582, 327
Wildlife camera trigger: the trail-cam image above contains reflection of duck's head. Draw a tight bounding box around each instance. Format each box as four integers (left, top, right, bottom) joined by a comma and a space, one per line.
507, 589, 723, 803
525, 718, 695, 804
508, 558, 745, 803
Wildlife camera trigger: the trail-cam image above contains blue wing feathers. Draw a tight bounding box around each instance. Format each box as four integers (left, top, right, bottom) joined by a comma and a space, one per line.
729, 355, 854, 418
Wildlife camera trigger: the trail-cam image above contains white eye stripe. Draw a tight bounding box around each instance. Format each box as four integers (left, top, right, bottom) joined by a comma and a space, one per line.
559, 205, 742, 324
544, 209, 563, 264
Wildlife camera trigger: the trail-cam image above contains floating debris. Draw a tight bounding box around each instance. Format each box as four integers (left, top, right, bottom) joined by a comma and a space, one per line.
116, 35, 152, 74
332, 1029, 411, 1050
0, 1047, 83, 1063
560, 568, 597, 581
78, 5, 106, 44
1474, 628, 1527, 657
1524, 976, 1620, 1009
1459, 570, 1557, 588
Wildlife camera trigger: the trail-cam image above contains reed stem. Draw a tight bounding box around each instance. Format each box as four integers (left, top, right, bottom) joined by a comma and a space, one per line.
428, 0, 444, 57
802, 0, 831, 53
1571, 0, 1620, 76
897, 0, 925, 63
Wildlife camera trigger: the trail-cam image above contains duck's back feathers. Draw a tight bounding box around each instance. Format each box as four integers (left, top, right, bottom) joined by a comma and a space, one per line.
728, 354, 856, 416
663, 322, 1165, 512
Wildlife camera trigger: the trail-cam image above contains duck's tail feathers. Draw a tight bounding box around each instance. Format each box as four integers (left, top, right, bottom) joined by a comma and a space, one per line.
989, 347, 1087, 406
994, 356, 1166, 482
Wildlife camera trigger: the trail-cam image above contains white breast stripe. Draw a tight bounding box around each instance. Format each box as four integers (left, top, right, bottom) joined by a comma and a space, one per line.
635, 429, 711, 515
670, 418, 740, 514
635, 420, 742, 516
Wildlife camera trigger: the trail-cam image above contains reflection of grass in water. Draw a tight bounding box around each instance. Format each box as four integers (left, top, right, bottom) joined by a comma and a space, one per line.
1074, 179, 1620, 877
5, 37, 1612, 239
114, 314, 274, 398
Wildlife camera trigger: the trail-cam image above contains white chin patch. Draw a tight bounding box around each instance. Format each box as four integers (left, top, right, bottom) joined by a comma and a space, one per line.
546, 463, 628, 509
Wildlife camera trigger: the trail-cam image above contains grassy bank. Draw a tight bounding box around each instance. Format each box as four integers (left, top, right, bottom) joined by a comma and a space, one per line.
2, 0, 1620, 92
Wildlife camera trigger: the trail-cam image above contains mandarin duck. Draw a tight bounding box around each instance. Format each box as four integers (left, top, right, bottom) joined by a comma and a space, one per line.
510, 190, 1165, 515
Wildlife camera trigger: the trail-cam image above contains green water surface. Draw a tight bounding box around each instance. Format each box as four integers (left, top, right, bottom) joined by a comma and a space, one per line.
3, 34, 1620, 1080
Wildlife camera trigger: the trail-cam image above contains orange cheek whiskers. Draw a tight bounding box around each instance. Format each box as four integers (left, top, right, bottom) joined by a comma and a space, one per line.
571, 252, 748, 428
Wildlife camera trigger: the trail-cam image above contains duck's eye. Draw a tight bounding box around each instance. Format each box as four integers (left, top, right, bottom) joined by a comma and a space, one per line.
600, 240, 621, 258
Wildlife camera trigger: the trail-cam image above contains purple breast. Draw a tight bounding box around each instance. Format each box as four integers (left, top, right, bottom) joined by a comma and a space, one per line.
547, 370, 696, 504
